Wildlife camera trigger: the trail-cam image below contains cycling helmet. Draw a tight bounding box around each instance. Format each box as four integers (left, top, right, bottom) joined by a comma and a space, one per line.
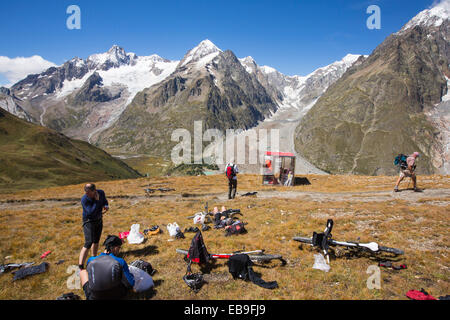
131, 259, 156, 276
183, 273, 204, 293
103, 235, 122, 251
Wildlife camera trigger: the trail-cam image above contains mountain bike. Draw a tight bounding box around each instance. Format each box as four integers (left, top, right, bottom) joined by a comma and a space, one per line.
293, 219, 404, 263
144, 187, 175, 197
176, 248, 285, 265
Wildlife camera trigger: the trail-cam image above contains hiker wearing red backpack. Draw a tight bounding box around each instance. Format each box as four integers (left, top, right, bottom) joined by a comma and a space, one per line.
226, 161, 239, 199
394, 152, 420, 192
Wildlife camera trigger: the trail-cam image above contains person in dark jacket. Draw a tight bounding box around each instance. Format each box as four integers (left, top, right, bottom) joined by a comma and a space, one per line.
80, 235, 135, 300
78, 183, 109, 270
226, 161, 238, 199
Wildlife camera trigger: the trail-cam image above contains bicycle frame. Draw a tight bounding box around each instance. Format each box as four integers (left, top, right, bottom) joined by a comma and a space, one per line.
330, 239, 379, 252
210, 250, 264, 259
294, 219, 403, 260
176, 248, 265, 260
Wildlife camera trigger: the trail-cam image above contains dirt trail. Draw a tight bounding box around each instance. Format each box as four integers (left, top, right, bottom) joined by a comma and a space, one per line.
251, 188, 450, 205
1, 188, 449, 210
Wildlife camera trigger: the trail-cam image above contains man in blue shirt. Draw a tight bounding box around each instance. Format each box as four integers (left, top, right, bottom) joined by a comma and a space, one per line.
80, 235, 135, 300
78, 183, 109, 270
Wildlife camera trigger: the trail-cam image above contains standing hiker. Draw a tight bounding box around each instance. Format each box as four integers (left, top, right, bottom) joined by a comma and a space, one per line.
226, 161, 239, 199
394, 152, 420, 192
78, 183, 109, 270
284, 170, 293, 186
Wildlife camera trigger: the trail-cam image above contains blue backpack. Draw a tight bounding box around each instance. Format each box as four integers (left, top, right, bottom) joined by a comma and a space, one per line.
394, 154, 408, 169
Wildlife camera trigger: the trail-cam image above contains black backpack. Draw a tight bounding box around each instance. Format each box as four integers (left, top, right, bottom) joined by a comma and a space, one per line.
87, 255, 122, 292
187, 231, 210, 264
184, 231, 209, 292
130, 260, 156, 276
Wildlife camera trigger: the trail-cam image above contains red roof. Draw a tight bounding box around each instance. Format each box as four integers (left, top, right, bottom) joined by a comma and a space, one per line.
265, 151, 295, 157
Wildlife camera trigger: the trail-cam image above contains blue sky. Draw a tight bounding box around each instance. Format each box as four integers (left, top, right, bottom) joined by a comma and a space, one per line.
0, 0, 440, 86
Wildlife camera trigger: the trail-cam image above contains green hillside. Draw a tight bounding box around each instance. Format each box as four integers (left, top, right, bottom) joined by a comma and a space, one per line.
0, 108, 141, 192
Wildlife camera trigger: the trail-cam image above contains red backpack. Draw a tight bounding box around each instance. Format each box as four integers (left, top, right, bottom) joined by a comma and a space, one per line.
406, 289, 436, 300
226, 165, 235, 180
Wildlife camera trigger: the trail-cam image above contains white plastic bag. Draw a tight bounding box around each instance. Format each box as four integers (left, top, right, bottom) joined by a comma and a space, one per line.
312, 254, 330, 272
127, 224, 145, 244
167, 222, 180, 237
129, 265, 154, 292
193, 213, 205, 225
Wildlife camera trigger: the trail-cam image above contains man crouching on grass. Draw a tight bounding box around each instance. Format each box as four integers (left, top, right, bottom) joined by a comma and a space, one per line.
394, 152, 420, 192
78, 183, 109, 270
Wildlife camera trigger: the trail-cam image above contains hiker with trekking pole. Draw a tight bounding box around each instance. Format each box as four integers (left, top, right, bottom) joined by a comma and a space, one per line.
394, 152, 421, 192
78, 183, 109, 270
226, 161, 238, 199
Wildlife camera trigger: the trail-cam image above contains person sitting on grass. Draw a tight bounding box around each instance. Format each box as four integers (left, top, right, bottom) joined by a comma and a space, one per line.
80, 235, 135, 300
213, 206, 231, 228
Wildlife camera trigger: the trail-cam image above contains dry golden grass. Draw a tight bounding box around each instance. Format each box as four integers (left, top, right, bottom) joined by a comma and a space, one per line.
0, 174, 448, 300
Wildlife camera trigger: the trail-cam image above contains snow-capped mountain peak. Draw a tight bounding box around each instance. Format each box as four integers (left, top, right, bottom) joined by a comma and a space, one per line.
107, 44, 124, 54
239, 56, 258, 73
87, 45, 136, 70
240, 56, 256, 64
69, 57, 86, 68
341, 54, 362, 67
194, 39, 221, 54
301, 54, 363, 80
399, 0, 450, 33
180, 39, 222, 67
260, 65, 278, 74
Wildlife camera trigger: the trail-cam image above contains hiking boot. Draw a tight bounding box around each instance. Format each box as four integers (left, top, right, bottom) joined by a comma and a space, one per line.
394, 187, 399, 192
413, 187, 421, 192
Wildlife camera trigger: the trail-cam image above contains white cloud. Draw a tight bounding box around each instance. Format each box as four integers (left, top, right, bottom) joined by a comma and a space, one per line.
0, 55, 57, 87
430, 0, 450, 10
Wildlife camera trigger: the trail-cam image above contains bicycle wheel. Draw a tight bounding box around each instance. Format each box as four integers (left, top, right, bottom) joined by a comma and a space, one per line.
247, 253, 284, 264
378, 246, 404, 255
292, 236, 312, 245
187, 212, 202, 219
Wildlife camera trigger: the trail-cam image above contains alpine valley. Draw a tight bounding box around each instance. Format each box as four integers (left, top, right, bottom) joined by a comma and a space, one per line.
1, 2, 449, 177
294, 2, 450, 175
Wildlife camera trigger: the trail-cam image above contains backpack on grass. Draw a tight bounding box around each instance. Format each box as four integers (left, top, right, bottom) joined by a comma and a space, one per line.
187, 231, 210, 264
225, 222, 247, 237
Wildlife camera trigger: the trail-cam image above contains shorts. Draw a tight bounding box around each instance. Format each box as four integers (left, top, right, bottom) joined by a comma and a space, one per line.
399, 169, 414, 178
83, 219, 103, 249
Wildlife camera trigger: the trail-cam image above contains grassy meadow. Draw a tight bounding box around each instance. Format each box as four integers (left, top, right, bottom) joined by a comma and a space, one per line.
0, 174, 448, 300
